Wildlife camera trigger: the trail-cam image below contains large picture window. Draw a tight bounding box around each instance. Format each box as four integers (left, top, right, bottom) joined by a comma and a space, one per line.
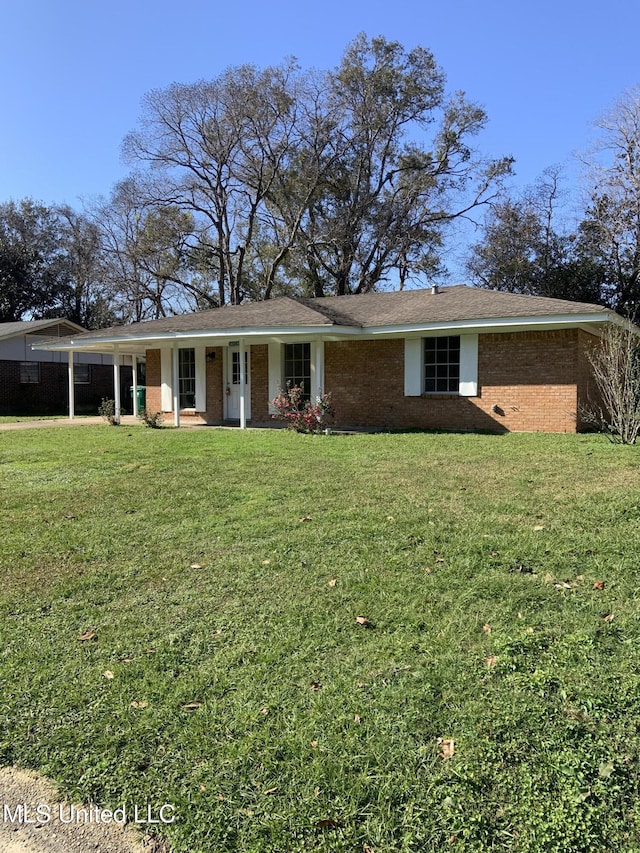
178, 348, 196, 408
284, 343, 311, 398
424, 336, 460, 393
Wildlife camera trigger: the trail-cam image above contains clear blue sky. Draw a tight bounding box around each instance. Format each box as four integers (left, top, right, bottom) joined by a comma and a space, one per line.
1, 0, 637, 275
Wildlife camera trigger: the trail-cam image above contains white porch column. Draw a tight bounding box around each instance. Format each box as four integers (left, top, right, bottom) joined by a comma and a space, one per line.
239, 338, 246, 429
172, 343, 180, 427
67, 351, 75, 419
314, 338, 325, 398
113, 344, 121, 424
132, 356, 139, 417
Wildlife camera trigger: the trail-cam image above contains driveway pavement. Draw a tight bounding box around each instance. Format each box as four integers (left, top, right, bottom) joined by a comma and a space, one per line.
0, 416, 140, 430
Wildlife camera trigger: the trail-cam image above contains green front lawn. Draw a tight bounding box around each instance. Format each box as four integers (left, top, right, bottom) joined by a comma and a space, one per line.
1, 426, 639, 852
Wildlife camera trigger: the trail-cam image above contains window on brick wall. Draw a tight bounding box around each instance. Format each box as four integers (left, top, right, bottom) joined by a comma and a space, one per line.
424, 336, 460, 393
74, 363, 91, 384
178, 348, 196, 408
20, 362, 40, 384
284, 343, 311, 400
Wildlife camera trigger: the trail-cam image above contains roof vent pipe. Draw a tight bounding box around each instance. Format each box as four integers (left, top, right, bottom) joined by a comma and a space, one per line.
431, 284, 439, 295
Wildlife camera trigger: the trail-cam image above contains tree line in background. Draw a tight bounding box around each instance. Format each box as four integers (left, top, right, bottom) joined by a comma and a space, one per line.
1, 35, 640, 328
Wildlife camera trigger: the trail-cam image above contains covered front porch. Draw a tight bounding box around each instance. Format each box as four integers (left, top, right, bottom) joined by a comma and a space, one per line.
52, 334, 330, 429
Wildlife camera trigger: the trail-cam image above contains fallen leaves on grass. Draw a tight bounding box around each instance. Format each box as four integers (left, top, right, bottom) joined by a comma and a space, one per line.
78, 629, 97, 642
181, 701, 204, 712
437, 738, 455, 759
602, 613, 615, 623
130, 700, 148, 709
593, 580, 606, 590
355, 615, 374, 628
315, 818, 340, 829
298, 515, 312, 523
328, 577, 337, 587
486, 656, 497, 668
190, 563, 203, 570
309, 681, 322, 691
482, 624, 492, 634
533, 524, 545, 532
103, 670, 114, 680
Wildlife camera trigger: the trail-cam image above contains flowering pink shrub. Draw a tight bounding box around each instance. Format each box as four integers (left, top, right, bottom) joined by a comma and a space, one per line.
271, 383, 334, 434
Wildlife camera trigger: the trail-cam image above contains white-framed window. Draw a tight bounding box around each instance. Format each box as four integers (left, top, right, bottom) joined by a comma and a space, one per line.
74, 363, 91, 384
20, 362, 40, 384
404, 335, 478, 398
424, 335, 460, 393
284, 342, 311, 399
178, 348, 196, 408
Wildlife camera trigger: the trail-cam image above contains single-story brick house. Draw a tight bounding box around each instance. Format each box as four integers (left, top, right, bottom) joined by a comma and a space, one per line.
34, 286, 624, 433
0, 319, 133, 416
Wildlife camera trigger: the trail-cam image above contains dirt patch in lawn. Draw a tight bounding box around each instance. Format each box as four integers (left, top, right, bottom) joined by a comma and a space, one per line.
0, 768, 170, 853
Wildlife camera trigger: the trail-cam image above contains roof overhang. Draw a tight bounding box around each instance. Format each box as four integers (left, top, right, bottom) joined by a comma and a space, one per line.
32, 311, 617, 357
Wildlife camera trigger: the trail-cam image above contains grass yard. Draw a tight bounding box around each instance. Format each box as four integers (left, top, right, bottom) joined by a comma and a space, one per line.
1, 426, 640, 852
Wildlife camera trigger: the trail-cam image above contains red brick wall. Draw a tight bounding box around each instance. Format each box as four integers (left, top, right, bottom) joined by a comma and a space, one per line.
145, 346, 224, 425
250, 345, 269, 422
144, 330, 598, 433
325, 329, 586, 433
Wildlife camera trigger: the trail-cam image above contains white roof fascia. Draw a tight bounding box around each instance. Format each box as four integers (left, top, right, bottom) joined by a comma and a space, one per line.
32, 311, 617, 354
365, 312, 614, 338
31, 324, 347, 352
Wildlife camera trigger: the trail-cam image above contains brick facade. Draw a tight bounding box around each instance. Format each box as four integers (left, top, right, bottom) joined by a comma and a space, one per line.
325, 329, 588, 433
0, 360, 131, 416
145, 329, 600, 434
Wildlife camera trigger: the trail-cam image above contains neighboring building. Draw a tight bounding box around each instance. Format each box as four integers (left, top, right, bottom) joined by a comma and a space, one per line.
0, 319, 132, 416
33, 286, 623, 433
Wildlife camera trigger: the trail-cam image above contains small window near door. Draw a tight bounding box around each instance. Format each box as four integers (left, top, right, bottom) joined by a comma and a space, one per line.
74, 363, 91, 384
231, 350, 248, 385
424, 336, 460, 393
179, 348, 196, 408
20, 362, 40, 384
284, 343, 311, 398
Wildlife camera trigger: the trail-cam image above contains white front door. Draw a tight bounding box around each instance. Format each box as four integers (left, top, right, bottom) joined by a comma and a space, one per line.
226, 347, 251, 420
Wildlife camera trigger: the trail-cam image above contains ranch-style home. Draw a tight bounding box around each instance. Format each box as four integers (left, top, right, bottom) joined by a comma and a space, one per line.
34, 285, 622, 433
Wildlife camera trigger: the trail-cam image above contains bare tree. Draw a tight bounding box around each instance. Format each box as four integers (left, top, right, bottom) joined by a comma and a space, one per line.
122, 62, 326, 305
583, 323, 640, 444
289, 35, 513, 296
578, 86, 640, 317
466, 167, 605, 303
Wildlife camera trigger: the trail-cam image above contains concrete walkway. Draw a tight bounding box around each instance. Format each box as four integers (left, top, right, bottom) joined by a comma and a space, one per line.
0, 416, 140, 430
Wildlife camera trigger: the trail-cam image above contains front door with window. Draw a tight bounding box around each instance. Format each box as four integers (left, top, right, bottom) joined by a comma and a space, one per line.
226, 348, 251, 420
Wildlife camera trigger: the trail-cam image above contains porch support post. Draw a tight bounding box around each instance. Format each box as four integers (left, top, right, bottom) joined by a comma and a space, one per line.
132, 356, 139, 417
239, 338, 246, 429
172, 343, 180, 427
315, 338, 324, 397
67, 351, 75, 420
113, 344, 121, 424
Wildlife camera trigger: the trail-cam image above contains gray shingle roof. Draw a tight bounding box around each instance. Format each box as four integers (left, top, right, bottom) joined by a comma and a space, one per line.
0, 319, 86, 341
37, 286, 612, 348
